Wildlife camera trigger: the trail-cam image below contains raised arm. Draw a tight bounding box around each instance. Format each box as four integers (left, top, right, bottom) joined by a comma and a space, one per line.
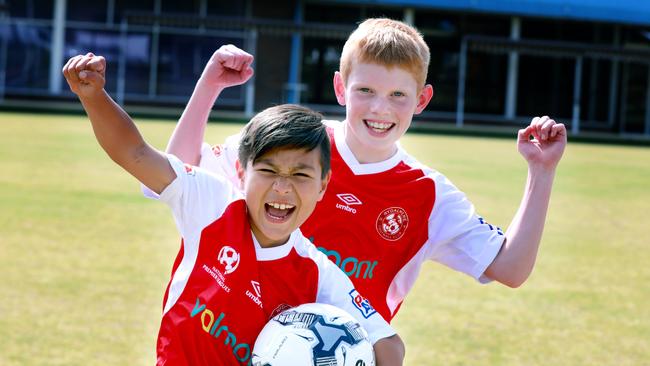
166, 44, 254, 164
62, 53, 175, 194
484, 116, 567, 288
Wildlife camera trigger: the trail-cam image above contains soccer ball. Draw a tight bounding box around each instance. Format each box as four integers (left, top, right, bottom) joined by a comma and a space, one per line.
252, 303, 375, 366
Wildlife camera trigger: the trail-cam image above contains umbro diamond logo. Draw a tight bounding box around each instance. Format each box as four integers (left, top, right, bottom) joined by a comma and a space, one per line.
246, 280, 262, 309
251, 280, 262, 298
336, 193, 362, 206
336, 193, 362, 214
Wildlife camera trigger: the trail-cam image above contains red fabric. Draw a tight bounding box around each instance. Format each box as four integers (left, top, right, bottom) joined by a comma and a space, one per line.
300, 129, 436, 322
157, 200, 319, 365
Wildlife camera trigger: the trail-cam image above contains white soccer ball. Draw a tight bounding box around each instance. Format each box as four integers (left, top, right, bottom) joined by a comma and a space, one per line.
252, 303, 375, 366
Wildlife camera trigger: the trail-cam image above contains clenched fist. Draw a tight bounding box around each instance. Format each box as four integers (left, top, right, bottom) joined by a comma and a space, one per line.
62, 52, 106, 99
200, 44, 254, 88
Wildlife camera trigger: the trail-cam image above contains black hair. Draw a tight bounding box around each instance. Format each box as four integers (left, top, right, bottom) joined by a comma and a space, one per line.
238, 104, 330, 178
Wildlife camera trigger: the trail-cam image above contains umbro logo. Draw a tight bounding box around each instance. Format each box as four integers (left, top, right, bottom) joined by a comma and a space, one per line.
337, 193, 362, 206
336, 193, 362, 214
251, 280, 261, 298
246, 280, 262, 309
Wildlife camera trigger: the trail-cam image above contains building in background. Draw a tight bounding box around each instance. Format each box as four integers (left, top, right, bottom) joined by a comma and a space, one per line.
1, 0, 650, 136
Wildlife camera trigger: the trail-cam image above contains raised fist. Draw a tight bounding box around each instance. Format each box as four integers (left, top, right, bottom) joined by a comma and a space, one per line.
62, 53, 106, 98
200, 44, 254, 88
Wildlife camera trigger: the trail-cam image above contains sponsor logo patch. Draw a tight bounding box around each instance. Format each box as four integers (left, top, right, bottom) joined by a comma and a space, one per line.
316, 246, 377, 279
349, 289, 377, 319
202, 264, 231, 293
217, 246, 240, 274
376, 207, 409, 241
190, 298, 252, 362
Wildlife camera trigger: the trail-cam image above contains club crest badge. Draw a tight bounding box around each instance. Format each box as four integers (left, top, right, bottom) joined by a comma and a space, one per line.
184, 164, 196, 175
211, 144, 224, 157
376, 207, 409, 241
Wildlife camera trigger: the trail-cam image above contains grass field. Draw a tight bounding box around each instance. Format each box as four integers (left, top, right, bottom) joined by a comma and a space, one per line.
1, 111, 649, 365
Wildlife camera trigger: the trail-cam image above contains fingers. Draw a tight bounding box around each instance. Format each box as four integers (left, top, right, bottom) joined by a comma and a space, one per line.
63, 55, 84, 85
518, 125, 535, 143
539, 116, 554, 140
86, 55, 106, 74
550, 123, 567, 141
215, 44, 254, 73
529, 116, 542, 141
62, 53, 106, 93
526, 116, 562, 142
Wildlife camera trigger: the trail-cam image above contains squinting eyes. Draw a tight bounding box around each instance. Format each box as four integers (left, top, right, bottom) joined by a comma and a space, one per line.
256, 169, 311, 178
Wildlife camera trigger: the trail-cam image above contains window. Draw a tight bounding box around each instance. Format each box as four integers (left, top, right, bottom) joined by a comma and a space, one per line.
67, 0, 108, 22
162, 0, 200, 15
114, 0, 154, 23
207, 1, 245, 17
4, 23, 50, 91
301, 38, 342, 105
7, 0, 53, 19
304, 4, 359, 24
156, 33, 245, 104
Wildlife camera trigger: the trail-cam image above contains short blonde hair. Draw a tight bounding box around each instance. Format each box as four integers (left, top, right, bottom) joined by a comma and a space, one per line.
340, 18, 430, 88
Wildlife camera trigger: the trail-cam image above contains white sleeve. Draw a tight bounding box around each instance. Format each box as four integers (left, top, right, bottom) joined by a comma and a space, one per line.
425, 173, 505, 283
198, 132, 241, 189
306, 244, 396, 344
140, 133, 242, 199
157, 154, 241, 241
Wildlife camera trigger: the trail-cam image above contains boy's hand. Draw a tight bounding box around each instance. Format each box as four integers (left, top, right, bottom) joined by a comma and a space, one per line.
62, 53, 106, 99
200, 44, 254, 88
517, 116, 567, 170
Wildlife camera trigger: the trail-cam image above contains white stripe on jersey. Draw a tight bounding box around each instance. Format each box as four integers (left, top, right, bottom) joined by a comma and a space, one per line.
385, 154, 505, 315
158, 155, 242, 315
293, 231, 396, 345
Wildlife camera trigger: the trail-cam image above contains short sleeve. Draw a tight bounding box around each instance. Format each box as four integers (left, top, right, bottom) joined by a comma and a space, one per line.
425, 173, 505, 283
307, 244, 396, 344
198, 133, 241, 189
158, 154, 242, 241
140, 134, 242, 199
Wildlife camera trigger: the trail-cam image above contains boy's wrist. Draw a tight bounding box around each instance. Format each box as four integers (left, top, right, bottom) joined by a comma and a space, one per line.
527, 162, 558, 180
77, 88, 107, 102
196, 76, 226, 93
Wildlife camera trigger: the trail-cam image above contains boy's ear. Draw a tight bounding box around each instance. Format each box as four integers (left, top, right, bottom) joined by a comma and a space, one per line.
414, 84, 434, 115
317, 170, 332, 201
236, 159, 245, 188
333, 72, 346, 106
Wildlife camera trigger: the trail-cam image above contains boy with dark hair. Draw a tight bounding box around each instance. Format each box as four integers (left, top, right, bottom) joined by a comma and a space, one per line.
63, 52, 404, 365
164, 18, 567, 324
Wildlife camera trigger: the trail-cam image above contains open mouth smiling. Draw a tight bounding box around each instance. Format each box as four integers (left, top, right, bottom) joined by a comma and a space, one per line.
364, 120, 395, 133
264, 202, 296, 222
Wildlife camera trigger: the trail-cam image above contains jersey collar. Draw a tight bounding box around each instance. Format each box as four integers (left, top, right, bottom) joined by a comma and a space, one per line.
251, 229, 299, 261
332, 120, 405, 175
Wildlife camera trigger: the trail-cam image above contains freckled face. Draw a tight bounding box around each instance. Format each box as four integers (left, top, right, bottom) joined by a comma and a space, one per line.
334, 62, 433, 163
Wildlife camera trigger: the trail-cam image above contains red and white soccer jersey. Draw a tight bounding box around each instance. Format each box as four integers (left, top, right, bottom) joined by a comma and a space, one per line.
199, 121, 505, 323
154, 155, 394, 366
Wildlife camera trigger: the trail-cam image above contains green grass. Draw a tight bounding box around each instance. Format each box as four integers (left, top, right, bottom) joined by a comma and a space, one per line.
1, 112, 648, 365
